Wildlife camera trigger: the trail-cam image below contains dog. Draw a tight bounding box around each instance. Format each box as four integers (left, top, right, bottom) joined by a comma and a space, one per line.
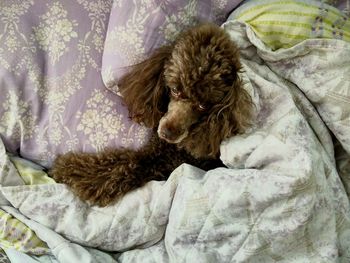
50, 23, 253, 206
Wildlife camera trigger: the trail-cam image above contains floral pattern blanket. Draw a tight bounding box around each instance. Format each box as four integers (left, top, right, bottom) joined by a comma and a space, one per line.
1, 17, 350, 262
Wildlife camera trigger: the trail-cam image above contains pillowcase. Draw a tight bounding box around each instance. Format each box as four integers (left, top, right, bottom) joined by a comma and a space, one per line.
0, 1, 149, 167
101, 0, 245, 93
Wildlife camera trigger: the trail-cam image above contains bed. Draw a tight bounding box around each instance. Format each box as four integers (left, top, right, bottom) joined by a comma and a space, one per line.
0, 0, 350, 262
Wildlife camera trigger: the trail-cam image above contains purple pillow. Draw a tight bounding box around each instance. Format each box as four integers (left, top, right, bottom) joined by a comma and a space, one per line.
0, 1, 243, 168
101, 0, 244, 93
0, 1, 150, 167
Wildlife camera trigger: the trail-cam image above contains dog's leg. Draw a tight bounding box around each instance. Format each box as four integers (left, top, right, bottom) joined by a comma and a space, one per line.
50, 135, 194, 206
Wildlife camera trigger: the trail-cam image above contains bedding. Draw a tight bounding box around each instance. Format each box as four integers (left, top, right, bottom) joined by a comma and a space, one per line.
230, 0, 350, 50
0, 0, 350, 262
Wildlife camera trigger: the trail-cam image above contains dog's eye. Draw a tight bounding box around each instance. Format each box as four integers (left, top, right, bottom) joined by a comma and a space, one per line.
198, 104, 206, 111
170, 87, 181, 97
221, 73, 236, 86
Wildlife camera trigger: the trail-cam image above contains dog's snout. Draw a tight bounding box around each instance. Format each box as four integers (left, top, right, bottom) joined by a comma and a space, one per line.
159, 125, 183, 141
157, 100, 196, 143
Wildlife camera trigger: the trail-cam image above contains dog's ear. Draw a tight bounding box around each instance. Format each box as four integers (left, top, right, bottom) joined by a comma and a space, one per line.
118, 46, 173, 128
206, 74, 253, 157
182, 74, 253, 159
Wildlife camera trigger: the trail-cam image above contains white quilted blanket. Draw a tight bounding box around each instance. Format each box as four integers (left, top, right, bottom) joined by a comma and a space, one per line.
1, 20, 350, 262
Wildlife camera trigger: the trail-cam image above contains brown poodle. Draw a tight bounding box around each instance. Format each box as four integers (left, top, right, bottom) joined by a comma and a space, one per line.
50, 24, 253, 207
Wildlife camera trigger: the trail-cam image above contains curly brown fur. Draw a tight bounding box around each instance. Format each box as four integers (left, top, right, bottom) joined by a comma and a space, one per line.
50, 134, 223, 206
50, 23, 253, 206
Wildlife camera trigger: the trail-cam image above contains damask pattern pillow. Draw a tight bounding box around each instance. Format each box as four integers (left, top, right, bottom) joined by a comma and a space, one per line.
101, 0, 244, 93
0, 0, 244, 168
0, 0, 150, 167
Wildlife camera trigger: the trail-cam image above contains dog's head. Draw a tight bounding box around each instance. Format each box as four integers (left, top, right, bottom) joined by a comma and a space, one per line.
119, 24, 253, 158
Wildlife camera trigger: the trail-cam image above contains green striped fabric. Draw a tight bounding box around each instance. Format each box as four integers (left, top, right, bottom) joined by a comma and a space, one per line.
230, 0, 350, 50
0, 209, 49, 255
0, 157, 51, 255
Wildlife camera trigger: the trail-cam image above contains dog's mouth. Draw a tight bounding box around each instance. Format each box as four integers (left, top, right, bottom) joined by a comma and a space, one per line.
157, 99, 201, 144
157, 126, 189, 144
